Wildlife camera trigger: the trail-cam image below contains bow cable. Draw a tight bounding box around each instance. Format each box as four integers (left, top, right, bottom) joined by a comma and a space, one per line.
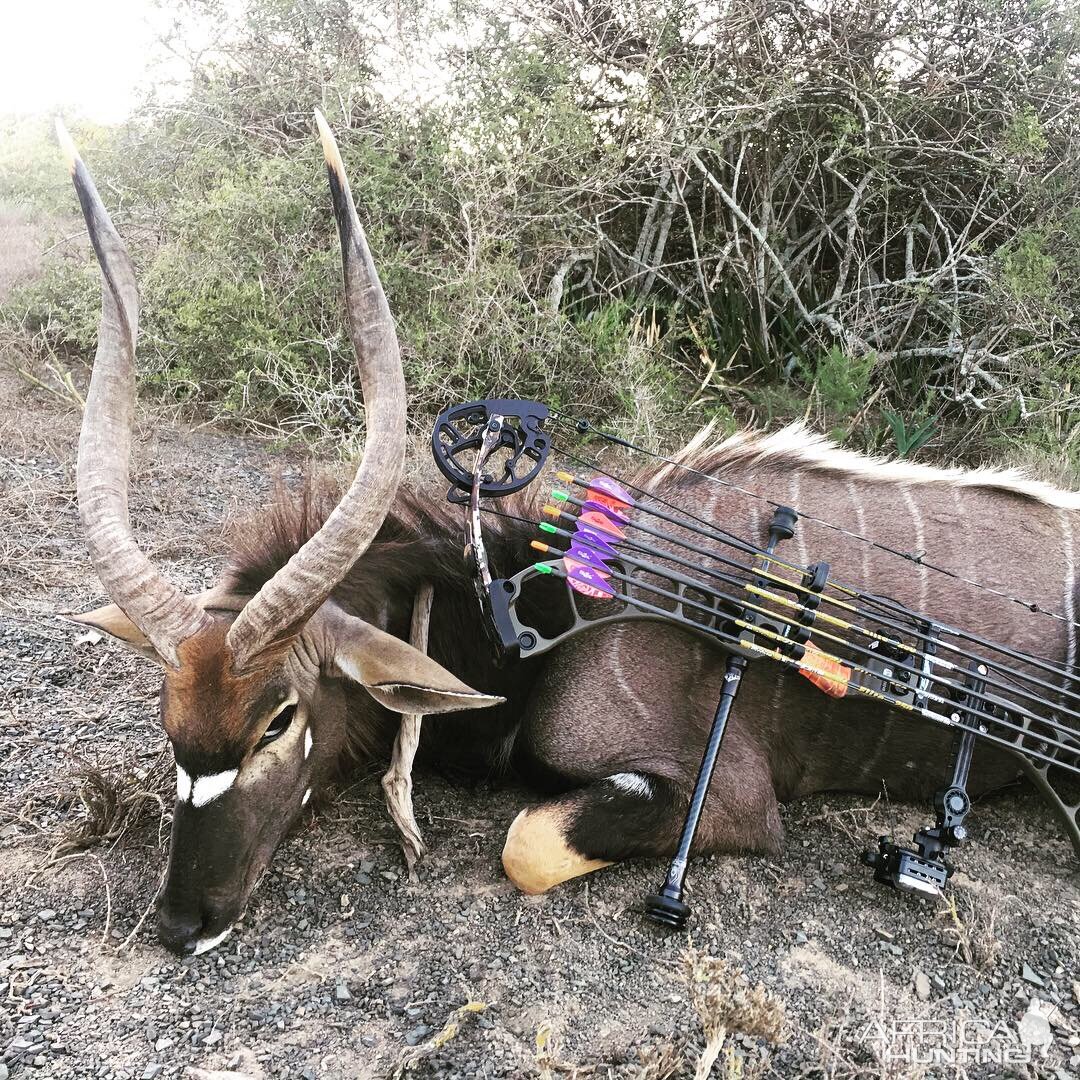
528, 559, 1078, 776
541, 483, 1080, 707
528, 542, 1080, 760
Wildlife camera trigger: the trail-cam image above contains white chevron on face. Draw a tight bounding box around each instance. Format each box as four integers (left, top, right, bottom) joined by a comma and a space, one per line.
176, 765, 192, 802
190, 769, 239, 808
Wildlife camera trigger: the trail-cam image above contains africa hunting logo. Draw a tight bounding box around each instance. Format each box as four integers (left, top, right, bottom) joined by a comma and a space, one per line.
857, 1013, 1050, 1067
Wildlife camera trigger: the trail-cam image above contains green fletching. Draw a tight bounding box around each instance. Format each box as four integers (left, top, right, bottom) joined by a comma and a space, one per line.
533, 562, 553, 574
551, 490, 568, 501
539, 522, 557, 534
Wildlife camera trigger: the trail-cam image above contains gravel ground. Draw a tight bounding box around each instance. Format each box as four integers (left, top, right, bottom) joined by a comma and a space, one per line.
2, 372, 1080, 1080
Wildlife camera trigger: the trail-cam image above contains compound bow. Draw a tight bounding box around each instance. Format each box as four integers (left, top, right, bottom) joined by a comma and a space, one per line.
432, 399, 1080, 929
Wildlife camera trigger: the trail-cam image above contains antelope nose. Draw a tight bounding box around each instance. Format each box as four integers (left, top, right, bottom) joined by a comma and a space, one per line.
156, 905, 202, 956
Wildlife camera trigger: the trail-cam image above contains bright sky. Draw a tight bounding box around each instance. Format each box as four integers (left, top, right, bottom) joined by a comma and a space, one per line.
2, 0, 166, 123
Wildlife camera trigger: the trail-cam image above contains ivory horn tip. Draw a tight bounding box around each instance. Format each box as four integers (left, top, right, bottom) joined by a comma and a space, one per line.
55, 117, 81, 176
314, 108, 346, 180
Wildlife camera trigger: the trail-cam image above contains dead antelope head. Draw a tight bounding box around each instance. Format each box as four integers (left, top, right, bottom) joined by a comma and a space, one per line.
59, 114, 501, 956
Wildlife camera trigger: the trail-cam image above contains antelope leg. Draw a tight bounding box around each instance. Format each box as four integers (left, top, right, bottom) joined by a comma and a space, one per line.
381, 582, 434, 880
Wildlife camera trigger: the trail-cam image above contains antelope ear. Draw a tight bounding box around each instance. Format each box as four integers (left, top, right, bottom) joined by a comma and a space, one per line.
330, 614, 504, 715
66, 589, 250, 665
67, 604, 164, 663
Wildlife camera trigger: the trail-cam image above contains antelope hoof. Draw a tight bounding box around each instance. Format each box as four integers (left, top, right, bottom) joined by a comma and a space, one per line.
502, 806, 612, 894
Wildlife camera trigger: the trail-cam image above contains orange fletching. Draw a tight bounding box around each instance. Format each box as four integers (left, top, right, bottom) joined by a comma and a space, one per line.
798, 640, 851, 698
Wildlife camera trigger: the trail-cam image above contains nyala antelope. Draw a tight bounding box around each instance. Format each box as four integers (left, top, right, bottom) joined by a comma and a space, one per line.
61, 117, 1080, 956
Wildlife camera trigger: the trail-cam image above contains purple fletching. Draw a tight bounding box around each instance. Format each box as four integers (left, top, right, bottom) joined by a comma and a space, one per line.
588, 476, 634, 506
572, 523, 620, 559
566, 562, 615, 598
567, 543, 611, 574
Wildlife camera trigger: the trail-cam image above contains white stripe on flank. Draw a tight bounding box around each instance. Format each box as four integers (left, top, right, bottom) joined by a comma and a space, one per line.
788, 472, 809, 566
901, 486, 928, 612
193, 926, 233, 955
1061, 509, 1077, 676
845, 481, 871, 586
176, 765, 192, 803
608, 772, 653, 798
191, 769, 238, 808
611, 624, 650, 724
302, 788, 312, 807
304, 727, 313, 759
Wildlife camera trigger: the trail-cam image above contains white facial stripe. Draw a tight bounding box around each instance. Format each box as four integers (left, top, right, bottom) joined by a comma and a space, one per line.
302, 787, 311, 807
273, 693, 298, 715
192, 925, 233, 955
190, 769, 239, 808
304, 727, 313, 759
176, 765, 192, 803
607, 772, 653, 798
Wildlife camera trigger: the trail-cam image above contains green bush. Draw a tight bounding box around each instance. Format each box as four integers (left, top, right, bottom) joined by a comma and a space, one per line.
2, 0, 1077, 464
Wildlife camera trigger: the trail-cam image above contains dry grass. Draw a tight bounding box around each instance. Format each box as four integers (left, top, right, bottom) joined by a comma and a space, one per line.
0, 752, 172, 860
390, 1000, 488, 1078
55, 756, 172, 857
808, 796, 885, 847
812, 1011, 929, 1080
682, 947, 785, 1080
935, 890, 1004, 972
523, 948, 785, 1078
624, 1042, 686, 1080
809, 980, 931, 1080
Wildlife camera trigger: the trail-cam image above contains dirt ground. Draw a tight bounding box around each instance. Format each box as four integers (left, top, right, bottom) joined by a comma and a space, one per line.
2, 356, 1080, 1078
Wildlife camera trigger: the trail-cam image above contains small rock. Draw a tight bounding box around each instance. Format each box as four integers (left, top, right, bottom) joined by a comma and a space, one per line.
1023, 964, 1046, 989
1018, 1003, 1054, 1050
794, 931, 808, 945
404, 1026, 431, 1046
183, 1070, 259, 1080
914, 970, 931, 1002
334, 983, 352, 1003
141, 1066, 163, 1080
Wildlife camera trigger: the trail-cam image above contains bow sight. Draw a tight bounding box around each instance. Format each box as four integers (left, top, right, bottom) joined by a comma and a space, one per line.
431, 398, 1080, 928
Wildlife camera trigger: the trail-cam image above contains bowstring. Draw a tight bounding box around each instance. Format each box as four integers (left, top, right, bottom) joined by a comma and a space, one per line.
549, 413, 1080, 634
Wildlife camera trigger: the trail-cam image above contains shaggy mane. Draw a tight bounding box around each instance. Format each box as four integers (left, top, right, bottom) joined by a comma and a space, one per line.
223, 474, 474, 602
660, 421, 1080, 511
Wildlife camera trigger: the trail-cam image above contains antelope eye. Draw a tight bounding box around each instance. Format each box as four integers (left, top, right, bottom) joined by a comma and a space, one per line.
259, 703, 296, 747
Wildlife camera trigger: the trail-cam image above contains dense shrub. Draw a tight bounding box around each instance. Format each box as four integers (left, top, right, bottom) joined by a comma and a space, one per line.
2, 0, 1077, 464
